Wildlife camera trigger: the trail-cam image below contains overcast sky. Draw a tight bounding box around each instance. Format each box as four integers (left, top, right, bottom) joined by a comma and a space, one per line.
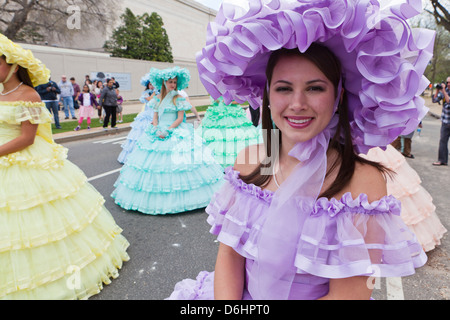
194, 0, 251, 11
194, 0, 222, 10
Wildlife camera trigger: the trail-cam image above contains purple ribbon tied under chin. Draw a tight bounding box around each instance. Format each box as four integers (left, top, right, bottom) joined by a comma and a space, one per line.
251, 95, 340, 300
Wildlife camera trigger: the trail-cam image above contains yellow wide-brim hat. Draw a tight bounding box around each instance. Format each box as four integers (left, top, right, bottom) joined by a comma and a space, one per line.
0, 33, 50, 87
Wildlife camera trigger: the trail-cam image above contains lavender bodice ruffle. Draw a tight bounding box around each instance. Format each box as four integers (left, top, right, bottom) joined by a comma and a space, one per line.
168, 166, 427, 300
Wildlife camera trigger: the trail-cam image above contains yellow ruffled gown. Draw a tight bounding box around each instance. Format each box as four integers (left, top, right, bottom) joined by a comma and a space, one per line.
0, 101, 130, 300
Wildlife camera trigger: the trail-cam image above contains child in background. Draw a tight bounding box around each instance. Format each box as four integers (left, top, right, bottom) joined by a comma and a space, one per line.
116, 89, 124, 123
74, 84, 98, 131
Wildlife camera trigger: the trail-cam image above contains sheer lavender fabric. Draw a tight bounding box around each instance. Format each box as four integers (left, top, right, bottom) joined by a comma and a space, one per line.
167, 168, 427, 300
196, 0, 435, 154
252, 129, 330, 299
253, 90, 341, 299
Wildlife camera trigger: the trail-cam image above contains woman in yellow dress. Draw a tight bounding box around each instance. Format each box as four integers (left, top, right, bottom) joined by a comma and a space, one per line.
0, 34, 130, 299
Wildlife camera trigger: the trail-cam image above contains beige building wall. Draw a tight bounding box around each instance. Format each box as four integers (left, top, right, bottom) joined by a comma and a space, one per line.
18, 0, 217, 101
19, 43, 207, 101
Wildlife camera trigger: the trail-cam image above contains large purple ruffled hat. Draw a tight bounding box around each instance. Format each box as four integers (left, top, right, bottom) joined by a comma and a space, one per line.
196, 0, 435, 153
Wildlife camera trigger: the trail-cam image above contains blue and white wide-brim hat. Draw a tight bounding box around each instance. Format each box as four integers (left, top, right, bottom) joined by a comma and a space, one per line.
148, 66, 191, 91
140, 73, 152, 87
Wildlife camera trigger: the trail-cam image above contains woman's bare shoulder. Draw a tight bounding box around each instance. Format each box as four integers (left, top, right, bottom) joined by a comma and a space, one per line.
18, 85, 42, 103
348, 161, 387, 202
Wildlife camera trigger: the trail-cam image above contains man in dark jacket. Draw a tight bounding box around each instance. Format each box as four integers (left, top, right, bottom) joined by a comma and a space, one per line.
70, 77, 81, 110
111, 77, 120, 89
99, 78, 118, 129
35, 79, 62, 129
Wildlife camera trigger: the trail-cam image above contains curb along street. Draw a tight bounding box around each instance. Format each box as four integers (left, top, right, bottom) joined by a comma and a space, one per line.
53, 112, 205, 144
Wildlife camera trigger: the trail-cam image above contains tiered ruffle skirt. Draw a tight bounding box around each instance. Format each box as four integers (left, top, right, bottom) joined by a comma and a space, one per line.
363, 145, 447, 252
198, 103, 262, 168
112, 123, 224, 215
0, 132, 130, 299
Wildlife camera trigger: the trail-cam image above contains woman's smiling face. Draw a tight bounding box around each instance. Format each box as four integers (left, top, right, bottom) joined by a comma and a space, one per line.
269, 54, 336, 147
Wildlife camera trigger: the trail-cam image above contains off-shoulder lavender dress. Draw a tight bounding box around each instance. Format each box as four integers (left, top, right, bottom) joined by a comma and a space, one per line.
167, 167, 427, 300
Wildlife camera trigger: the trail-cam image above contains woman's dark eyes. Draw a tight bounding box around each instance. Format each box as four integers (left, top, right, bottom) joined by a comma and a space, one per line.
308, 86, 325, 92
275, 86, 291, 92
274, 86, 325, 92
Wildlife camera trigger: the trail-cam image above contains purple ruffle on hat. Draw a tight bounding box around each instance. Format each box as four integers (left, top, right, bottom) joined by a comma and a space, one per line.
196, 0, 435, 153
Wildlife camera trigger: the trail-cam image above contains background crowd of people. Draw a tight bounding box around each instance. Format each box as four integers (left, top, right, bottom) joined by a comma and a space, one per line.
35, 75, 123, 131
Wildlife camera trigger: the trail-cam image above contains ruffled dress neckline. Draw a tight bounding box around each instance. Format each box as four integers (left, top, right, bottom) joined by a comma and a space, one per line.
0, 100, 53, 144
0, 100, 45, 105
224, 166, 400, 214
221, 165, 427, 279
167, 165, 428, 300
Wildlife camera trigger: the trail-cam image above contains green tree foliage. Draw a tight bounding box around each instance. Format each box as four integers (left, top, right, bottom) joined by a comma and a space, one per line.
104, 8, 173, 63
425, 26, 450, 89
103, 8, 141, 59
141, 12, 174, 63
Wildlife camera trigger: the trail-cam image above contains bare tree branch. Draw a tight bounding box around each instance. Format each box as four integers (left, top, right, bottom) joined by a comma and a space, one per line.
428, 0, 450, 32
0, 0, 118, 43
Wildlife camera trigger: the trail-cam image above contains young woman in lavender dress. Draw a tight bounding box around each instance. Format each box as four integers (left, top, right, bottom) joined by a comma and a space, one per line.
167, 0, 433, 300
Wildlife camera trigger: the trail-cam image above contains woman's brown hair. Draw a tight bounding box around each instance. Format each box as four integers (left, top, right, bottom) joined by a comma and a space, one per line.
239, 44, 390, 199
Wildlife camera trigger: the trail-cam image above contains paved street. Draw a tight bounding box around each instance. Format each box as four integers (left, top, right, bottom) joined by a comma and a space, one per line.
395, 113, 450, 300
59, 109, 449, 301
61, 132, 218, 300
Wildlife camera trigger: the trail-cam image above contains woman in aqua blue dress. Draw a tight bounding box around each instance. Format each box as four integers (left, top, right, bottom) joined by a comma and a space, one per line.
111, 67, 224, 215
117, 73, 158, 164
